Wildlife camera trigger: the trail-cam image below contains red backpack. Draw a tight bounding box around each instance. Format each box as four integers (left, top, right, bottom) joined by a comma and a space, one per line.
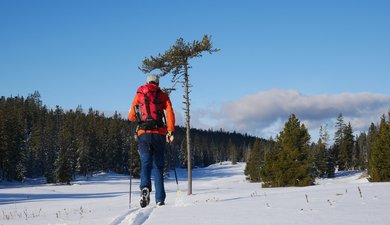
134, 83, 165, 130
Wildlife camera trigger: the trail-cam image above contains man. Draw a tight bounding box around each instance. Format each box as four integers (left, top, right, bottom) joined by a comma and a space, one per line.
128, 74, 175, 207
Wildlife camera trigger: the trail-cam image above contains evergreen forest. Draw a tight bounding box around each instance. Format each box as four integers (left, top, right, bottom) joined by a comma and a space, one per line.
0, 92, 257, 183
245, 112, 390, 186
1, 92, 389, 185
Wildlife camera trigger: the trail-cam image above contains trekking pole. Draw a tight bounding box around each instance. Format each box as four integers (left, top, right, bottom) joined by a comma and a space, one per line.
168, 142, 181, 195
129, 131, 136, 209
129, 149, 132, 209
173, 164, 180, 195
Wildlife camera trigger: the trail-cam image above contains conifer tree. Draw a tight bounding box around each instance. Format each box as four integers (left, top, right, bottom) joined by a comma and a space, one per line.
320, 126, 336, 178
129, 135, 141, 178
30, 108, 46, 177
2, 97, 25, 181
0, 100, 5, 180
259, 141, 280, 186
322, 124, 336, 177
333, 114, 355, 171
75, 106, 90, 176
333, 113, 345, 170
87, 108, 103, 172
192, 134, 202, 167
56, 111, 77, 184
312, 140, 327, 177
312, 125, 330, 177
341, 123, 354, 170
140, 35, 219, 195
260, 114, 314, 187
369, 113, 390, 182
355, 133, 367, 170
228, 139, 238, 165
244, 138, 263, 182
366, 123, 378, 171
326, 146, 336, 178
43, 110, 59, 183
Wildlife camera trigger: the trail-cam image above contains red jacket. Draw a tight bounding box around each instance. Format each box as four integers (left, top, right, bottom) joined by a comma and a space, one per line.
128, 83, 175, 136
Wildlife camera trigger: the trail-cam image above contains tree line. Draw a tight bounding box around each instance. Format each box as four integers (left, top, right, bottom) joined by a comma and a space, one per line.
3, 92, 388, 185
0, 92, 257, 183
245, 112, 390, 187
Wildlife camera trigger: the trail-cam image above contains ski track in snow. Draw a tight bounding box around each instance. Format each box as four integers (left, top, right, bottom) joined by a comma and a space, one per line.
110, 207, 155, 225
108, 208, 137, 225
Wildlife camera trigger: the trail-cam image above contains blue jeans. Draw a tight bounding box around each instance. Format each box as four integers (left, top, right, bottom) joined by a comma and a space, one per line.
138, 133, 166, 203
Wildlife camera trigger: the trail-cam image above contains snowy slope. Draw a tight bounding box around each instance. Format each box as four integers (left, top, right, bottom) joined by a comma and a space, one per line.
0, 162, 389, 225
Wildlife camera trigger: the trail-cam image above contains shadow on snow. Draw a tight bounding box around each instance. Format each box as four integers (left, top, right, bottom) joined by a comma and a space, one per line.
0, 191, 127, 205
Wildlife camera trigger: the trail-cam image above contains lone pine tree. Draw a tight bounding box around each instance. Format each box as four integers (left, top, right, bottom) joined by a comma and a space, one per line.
139, 35, 219, 195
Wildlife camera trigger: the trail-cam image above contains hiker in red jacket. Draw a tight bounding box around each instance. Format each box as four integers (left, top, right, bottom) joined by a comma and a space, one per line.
128, 74, 175, 207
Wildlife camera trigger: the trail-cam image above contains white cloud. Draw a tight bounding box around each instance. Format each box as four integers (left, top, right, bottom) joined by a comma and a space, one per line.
191, 89, 390, 141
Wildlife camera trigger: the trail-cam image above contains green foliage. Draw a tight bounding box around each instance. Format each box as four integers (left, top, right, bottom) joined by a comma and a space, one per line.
172, 128, 258, 168
139, 35, 219, 78
332, 113, 344, 169
369, 113, 390, 182
244, 138, 264, 182
314, 125, 331, 177
0, 93, 257, 183
5, 92, 387, 186
258, 147, 279, 186
326, 146, 336, 178
354, 132, 368, 170
311, 140, 327, 177
332, 113, 356, 171
340, 123, 354, 170
129, 135, 140, 178
55, 111, 77, 184
260, 114, 315, 187
228, 139, 238, 165
0, 96, 26, 181
0, 93, 136, 183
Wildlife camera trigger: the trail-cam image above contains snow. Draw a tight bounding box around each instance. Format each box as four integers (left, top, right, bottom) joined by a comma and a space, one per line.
1, 162, 389, 225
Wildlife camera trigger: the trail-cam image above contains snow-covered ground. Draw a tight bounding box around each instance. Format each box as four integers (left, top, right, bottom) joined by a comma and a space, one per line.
0, 162, 389, 225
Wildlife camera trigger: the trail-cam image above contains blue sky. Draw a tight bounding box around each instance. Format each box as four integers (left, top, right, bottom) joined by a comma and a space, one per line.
1, 0, 390, 142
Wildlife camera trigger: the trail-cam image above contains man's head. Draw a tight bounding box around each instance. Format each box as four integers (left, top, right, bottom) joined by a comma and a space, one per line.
146, 74, 159, 85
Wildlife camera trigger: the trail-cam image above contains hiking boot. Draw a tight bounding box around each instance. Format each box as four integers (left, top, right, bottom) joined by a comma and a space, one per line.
140, 187, 150, 208
156, 201, 165, 206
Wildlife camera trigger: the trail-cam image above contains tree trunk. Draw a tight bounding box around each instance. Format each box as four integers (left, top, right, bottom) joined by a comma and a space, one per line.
184, 64, 192, 195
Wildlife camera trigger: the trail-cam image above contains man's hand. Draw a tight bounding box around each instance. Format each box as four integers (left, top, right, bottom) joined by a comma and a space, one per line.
166, 131, 174, 143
